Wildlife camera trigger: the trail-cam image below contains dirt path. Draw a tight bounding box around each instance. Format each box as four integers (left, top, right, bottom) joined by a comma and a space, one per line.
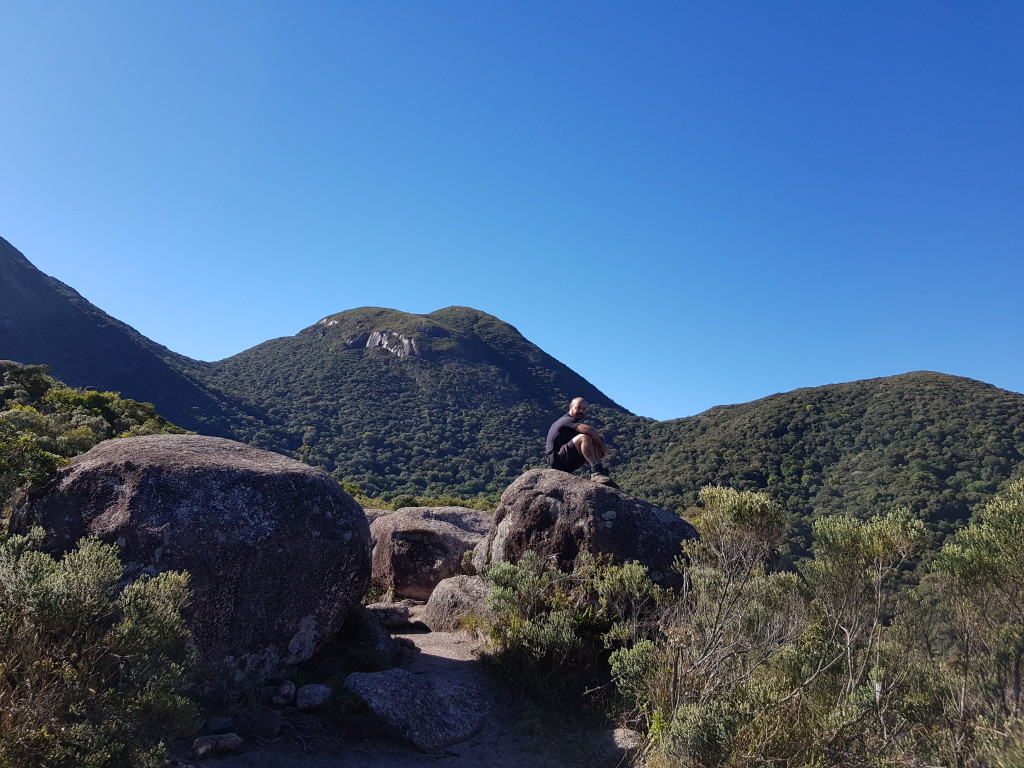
173, 627, 578, 768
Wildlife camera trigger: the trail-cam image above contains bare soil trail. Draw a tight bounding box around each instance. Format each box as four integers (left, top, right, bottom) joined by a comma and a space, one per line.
171, 626, 580, 768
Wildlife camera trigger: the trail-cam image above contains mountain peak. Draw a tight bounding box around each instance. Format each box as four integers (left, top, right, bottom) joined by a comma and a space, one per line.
307, 307, 455, 359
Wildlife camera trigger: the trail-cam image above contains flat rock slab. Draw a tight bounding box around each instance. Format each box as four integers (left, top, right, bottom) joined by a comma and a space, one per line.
344, 667, 494, 751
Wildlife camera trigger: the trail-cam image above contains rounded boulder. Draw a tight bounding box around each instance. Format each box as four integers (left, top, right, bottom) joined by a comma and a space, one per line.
370, 506, 490, 600
473, 469, 699, 589
15, 434, 371, 687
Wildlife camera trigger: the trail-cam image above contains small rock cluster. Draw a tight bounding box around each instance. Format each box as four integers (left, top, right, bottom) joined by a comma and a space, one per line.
185, 679, 342, 760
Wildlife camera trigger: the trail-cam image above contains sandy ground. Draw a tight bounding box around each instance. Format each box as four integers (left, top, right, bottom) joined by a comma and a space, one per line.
170, 626, 581, 768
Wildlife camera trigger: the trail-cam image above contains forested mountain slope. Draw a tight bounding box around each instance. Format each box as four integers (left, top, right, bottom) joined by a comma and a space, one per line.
0, 236, 246, 436
614, 372, 1024, 549
198, 306, 623, 497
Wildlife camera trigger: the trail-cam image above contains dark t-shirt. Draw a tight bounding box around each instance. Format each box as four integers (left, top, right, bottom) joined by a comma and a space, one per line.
545, 414, 581, 457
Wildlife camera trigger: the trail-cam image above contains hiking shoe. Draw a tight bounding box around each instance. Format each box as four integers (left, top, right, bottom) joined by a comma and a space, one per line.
590, 466, 614, 485
592, 474, 620, 490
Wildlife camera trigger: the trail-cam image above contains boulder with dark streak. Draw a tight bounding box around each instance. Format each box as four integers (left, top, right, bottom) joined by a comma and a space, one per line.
473, 469, 698, 589
370, 506, 490, 600
14, 434, 371, 688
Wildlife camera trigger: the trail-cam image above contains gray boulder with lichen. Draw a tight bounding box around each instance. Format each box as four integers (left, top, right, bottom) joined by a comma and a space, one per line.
344, 667, 493, 751
14, 434, 370, 688
370, 506, 490, 599
474, 469, 699, 589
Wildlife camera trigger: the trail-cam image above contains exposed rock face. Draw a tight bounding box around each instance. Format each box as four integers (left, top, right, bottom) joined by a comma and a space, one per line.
422, 575, 492, 632
343, 667, 493, 751
14, 434, 371, 687
366, 330, 420, 357
473, 470, 699, 589
313, 312, 459, 360
370, 507, 490, 600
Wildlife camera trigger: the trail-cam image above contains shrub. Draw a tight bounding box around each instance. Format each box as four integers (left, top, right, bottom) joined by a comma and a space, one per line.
1, 363, 188, 515
474, 483, 1024, 767
0, 420, 65, 510
0, 528, 197, 767
479, 551, 669, 718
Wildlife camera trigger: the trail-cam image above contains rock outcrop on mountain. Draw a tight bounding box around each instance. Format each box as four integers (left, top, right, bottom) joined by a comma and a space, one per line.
370, 506, 491, 599
474, 470, 700, 589
13, 434, 371, 687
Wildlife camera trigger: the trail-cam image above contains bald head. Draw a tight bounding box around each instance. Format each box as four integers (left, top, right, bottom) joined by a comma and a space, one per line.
569, 397, 587, 418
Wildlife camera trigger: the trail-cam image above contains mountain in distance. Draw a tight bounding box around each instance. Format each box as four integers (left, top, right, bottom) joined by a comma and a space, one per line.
0, 236, 248, 436
3, 234, 1024, 547
198, 304, 624, 497
614, 371, 1024, 549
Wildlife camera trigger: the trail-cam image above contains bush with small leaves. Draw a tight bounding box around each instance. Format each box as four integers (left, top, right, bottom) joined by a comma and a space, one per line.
0, 528, 197, 768
1, 363, 188, 515
480, 552, 670, 714
0, 419, 65, 510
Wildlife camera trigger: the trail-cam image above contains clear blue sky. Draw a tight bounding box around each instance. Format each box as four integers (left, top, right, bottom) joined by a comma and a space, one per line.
2, 2, 1022, 421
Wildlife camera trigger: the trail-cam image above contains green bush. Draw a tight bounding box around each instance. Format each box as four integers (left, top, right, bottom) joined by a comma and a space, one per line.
477, 485, 1024, 766
600, 484, 1024, 767
0, 528, 197, 768
479, 551, 670, 719
0, 420, 65, 508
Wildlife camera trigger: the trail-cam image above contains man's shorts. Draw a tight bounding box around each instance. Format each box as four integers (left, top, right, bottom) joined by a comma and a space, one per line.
548, 440, 586, 473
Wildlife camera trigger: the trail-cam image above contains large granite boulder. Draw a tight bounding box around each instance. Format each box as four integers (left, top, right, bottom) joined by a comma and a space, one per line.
370, 506, 490, 600
421, 575, 492, 632
473, 469, 699, 589
14, 434, 371, 686
343, 667, 493, 751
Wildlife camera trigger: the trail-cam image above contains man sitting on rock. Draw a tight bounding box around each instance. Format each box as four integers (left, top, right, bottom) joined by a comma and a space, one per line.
545, 397, 616, 485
